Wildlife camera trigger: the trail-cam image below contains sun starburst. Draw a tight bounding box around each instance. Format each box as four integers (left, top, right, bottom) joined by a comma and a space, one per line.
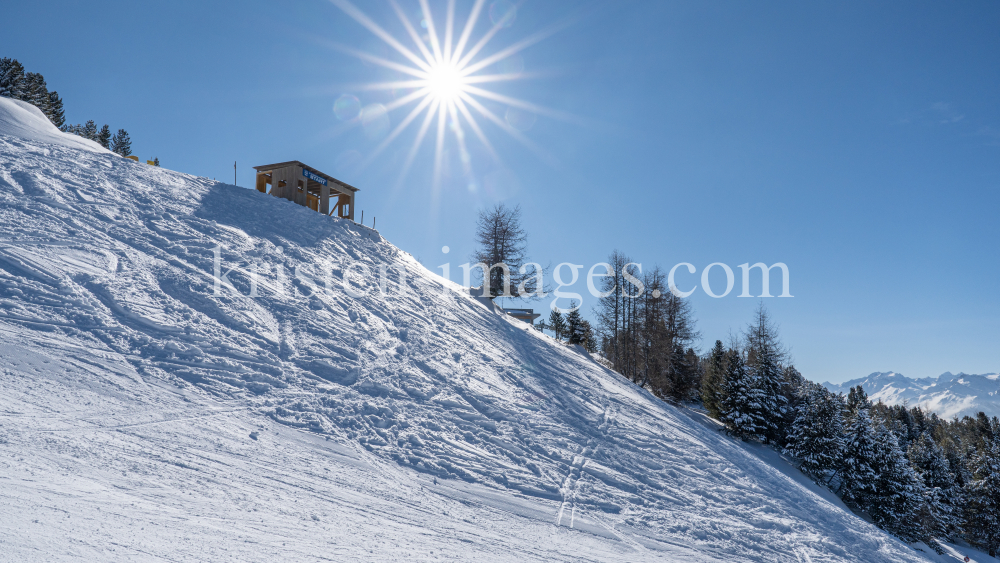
425, 61, 466, 102
325, 0, 576, 190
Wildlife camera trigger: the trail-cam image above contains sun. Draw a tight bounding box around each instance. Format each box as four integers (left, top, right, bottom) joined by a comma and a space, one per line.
424, 62, 466, 102
325, 0, 580, 187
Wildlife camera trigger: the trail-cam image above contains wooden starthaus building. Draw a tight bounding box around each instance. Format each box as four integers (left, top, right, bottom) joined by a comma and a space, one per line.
253, 161, 358, 220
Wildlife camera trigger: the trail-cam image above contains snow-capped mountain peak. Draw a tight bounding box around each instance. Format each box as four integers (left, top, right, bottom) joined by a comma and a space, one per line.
824, 371, 1000, 419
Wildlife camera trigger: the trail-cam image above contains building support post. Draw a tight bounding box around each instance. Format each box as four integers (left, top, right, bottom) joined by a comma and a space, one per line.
320, 184, 330, 215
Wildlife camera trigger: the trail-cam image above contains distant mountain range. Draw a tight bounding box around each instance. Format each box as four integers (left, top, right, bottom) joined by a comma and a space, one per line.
823, 371, 1000, 419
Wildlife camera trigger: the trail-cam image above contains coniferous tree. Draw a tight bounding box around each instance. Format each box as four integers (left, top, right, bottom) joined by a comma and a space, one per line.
846, 385, 869, 415
565, 302, 585, 345
964, 440, 1000, 556
681, 347, 702, 401
111, 128, 131, 156
701, 340, 728, 419
0, 58, 26, 99
784, 385, 846, 480
781, 365, 807, 430
719, 349, 769, 442
661, 290, 699, 399
580, 320, 598, 352
908, 431, 962, 541
83, 120, 98, 141
743, 304, 788, 444
97, 124, 111, 149
840, 404, 879, 509
22, 72, 49, 114
46, 91, 64, 127
547, 308, 566, 341
944, 446, 972, 490
868, 422, 926, 543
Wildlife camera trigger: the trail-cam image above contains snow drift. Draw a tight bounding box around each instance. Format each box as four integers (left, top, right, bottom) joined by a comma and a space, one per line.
0, 98, 108, 154
0, 96, 956, 561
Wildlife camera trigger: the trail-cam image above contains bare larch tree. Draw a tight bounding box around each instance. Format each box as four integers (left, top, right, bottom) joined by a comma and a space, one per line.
471, 203, 541, 299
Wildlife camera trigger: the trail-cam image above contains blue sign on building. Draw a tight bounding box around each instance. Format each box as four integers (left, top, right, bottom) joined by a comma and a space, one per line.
302, 168, 327, 186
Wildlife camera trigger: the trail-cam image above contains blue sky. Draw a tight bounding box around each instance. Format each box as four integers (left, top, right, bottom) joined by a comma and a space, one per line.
3, 0, 998, 383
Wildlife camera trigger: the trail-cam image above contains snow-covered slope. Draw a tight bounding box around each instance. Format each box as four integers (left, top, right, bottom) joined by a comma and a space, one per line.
0, 98, 108, 154
824, 371, 1000, 419
0, 96, 960, 561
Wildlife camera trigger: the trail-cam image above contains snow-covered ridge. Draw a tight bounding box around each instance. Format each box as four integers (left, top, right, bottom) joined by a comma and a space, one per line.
0, 97, 108, 153
0, 96, 947, 561
824, 371, 1000, 419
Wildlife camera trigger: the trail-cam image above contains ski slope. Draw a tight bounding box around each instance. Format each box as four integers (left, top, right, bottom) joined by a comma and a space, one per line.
0, 97, 985, 561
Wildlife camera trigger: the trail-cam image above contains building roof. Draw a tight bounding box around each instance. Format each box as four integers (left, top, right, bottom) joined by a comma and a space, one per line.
502, 308, 541, 322
252, 161, 360, 192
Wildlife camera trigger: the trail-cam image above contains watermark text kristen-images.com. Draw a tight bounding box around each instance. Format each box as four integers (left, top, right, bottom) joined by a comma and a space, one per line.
211, 246, 791, 313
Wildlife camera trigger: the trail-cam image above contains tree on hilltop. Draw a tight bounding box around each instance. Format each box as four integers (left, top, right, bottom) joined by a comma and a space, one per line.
111, 128, 131, 157
547, 308, 566, 341
97, 124, 111, 148
47, 91, 65, 127
565, 302, 585, 345
83, 120, 98, 141
0, 58, 26, 99
471, 203, 541, 299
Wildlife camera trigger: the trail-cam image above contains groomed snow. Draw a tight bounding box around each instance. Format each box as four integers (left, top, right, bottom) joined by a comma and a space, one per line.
0, 96, 989, 561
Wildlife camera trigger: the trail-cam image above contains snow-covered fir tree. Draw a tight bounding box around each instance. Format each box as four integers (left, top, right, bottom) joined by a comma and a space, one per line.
964, 440, 1000, 557
839, 404, 879, 509
23, 72, 49, 115
867, 422, 926, 544
719, 349, 769, 442
743, 304, 788, 444
845, 385, 869, 415
0, 61, 64, 126
46, 91, 64, 127
784, 385, 845, 481
565, 302, 585, 345
0, 58, 26, 99
908, 431, 962, 541
780, 365, 806, 430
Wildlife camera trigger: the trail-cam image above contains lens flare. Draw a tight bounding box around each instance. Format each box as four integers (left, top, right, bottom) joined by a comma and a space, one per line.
333, 94, 361, 120
326, 0, 580, 187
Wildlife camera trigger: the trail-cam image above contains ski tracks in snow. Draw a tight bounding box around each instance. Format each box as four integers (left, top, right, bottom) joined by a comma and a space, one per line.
556, 404, 613, 529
